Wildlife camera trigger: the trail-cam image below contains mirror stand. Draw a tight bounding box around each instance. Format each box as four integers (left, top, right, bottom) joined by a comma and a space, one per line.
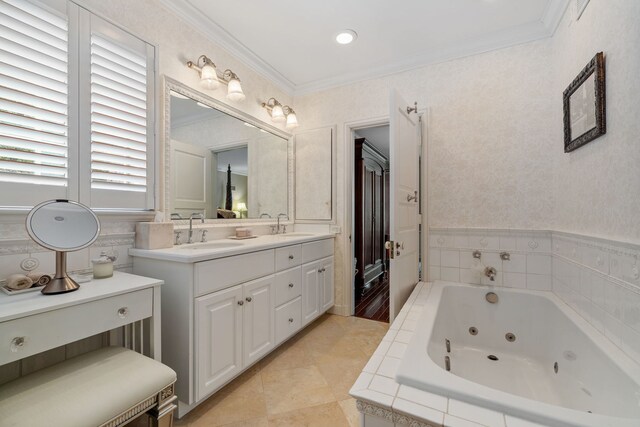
43, 251, 79, 294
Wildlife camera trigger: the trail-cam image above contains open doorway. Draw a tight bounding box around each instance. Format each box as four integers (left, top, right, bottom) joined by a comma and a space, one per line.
353, 125, 390, 322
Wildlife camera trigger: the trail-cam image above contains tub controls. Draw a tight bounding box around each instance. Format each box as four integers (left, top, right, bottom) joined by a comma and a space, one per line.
485, 292, 499, 303
500, 251, 511, 261
505, 332, 516, 342
469, 327, 478, 335
445, 356, 451, 371
445, 339, 451, 353
472, 250, 482, 259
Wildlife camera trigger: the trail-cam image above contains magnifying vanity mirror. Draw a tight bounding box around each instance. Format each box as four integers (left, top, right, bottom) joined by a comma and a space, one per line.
165, 78, 292, 221
26, 199, 100, 294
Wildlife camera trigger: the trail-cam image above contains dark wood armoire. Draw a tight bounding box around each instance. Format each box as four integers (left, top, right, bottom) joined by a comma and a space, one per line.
354, 138, 389, 295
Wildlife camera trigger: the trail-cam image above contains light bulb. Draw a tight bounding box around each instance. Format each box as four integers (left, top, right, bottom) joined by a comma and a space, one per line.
286, 112, 298, 129
336, 30, 357, 45
271, 104, 286, 122
200, 62, 219, 89
226, 78, 245, 101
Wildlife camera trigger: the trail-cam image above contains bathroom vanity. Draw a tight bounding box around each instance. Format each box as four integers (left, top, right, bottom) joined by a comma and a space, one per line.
130, 233, 334, 416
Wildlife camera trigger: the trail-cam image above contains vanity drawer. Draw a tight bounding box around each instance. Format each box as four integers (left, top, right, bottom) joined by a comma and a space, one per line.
302, 239, 334, 264
0, 288, 153, 364
275, 296, 302, 345
275, 245, 302, 271
274, 266, 302, 307
195, 250, 275, 297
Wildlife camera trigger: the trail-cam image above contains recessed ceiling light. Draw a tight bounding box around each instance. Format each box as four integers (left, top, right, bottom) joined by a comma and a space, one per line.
335, 30, 357, 45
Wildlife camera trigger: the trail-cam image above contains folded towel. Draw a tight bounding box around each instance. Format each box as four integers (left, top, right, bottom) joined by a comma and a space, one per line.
6, 274, 33, 290
26, 272, 51, 286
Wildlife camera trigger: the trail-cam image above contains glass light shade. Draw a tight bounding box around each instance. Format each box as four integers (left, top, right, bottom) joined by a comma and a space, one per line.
226, 78, 245, 101
271, 104, 286, 122
236, 202, 247, 211
200, 63, 219, 89
285, 112, 298, 129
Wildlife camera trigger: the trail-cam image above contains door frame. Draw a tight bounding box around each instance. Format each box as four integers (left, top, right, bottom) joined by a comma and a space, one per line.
343, 111, 429, 317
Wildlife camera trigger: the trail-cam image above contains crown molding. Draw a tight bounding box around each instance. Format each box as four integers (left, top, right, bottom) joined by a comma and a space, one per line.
158, 0, 296, 95
159, 0, 570, 97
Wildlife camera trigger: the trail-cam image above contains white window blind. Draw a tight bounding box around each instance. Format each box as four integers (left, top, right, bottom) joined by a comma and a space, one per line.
0, 0, 70, 204
86, 14, 154, 209
90, 34, 147, 192
0, 0, 155, 210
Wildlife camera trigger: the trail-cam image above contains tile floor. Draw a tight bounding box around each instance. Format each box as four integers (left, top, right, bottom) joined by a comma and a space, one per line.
130, 314, 388, 427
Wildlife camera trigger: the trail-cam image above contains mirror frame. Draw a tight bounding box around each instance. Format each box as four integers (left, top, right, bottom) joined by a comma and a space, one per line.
163, 77, 294, 223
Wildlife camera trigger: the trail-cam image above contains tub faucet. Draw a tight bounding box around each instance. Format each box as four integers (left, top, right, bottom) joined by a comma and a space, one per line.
188, 213, 205, 243
484, 266, 497, 281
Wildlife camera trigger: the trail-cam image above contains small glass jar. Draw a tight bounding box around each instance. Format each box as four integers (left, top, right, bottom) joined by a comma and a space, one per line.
92, 251, 115, 279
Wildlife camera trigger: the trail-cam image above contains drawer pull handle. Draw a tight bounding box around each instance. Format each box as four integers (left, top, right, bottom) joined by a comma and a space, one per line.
117, 307, 129, 318
238, 300, 244, 306
288, 283, 294, 288
10, 337, 25, 352
288, 255, 295, 260
246, 297, 252, 302
288, 318, 294, 323
318, 268, 326, 273
318, 268, 323, 273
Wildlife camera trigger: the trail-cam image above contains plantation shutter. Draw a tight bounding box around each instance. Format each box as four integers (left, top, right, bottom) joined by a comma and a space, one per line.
86, 14, 155, 209
0, 0, 73, 206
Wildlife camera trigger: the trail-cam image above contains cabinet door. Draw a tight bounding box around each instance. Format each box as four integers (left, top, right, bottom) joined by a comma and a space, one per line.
195, 285, 243, 401
302, 261, 320, 326
320, 256, 334, 312
243, 275, 275, 366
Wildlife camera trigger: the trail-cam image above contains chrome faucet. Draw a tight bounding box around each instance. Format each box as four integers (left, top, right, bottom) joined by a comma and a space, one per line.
276, 213, 289, 234
484, 266, 497, 281
188, 213, 205, 243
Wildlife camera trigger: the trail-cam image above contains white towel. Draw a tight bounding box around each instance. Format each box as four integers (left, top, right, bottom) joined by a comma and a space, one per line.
26, 272, 51, 286
6, 274, 33, 290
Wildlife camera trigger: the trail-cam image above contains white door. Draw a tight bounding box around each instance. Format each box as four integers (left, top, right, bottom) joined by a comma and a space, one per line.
320, 256, 334, 312
195, 284, 243, 400
171, 139, 213, 218
388, 90, 421, 321
302, 261, 320, 325
243, 275, 275, 366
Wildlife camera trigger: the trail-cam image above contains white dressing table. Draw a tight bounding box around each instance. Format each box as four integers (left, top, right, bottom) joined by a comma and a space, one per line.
0, 271, 163, 366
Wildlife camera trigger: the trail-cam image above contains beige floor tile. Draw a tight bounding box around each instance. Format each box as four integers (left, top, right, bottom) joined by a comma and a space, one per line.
260, 339, 314, 373
316, 359, 367, 401
338, 399, 361, 427
262, 366, 335, 415
267, 402, 350, 427
188, 390, 267, 427
220, 417, 269, 427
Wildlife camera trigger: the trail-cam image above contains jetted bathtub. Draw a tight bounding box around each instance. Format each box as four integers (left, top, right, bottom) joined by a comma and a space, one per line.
396, 281, 640, 427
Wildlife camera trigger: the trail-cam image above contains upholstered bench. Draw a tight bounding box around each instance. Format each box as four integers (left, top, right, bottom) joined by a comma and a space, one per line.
0, 346, 177, 427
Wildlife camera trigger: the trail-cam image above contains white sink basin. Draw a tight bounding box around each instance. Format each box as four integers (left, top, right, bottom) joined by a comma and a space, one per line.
177, 241, 244, 250
274, 233, 315, 238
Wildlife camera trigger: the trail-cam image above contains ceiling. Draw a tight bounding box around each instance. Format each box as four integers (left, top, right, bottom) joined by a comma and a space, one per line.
161, 0, 569, 95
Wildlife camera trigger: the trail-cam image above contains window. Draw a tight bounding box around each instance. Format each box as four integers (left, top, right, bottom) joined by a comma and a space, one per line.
0, 0, 156, 210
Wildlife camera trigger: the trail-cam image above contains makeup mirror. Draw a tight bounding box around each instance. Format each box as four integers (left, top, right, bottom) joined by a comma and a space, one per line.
26, 200, 100, 294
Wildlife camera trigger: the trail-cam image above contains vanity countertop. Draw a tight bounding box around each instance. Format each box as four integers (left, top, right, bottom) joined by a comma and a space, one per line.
129, 232, 335, 263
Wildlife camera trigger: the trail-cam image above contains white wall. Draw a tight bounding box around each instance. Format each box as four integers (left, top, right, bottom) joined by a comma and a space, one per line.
551, 0, 640, 243
293, 0, 640, 314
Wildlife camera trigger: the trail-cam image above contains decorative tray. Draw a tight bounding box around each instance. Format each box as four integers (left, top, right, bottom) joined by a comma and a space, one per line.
228, 235, 258, 240
1, 283, 45, 296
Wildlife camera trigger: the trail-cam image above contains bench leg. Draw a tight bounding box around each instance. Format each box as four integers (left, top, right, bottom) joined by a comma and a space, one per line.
147, 384, 178, 427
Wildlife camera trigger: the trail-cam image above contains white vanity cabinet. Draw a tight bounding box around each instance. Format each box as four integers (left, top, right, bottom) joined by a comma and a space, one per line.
131, 235, 334, 417
195, 274, 275, 400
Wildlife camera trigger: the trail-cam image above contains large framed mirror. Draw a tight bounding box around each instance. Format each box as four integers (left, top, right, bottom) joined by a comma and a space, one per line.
164, 78, 293, 222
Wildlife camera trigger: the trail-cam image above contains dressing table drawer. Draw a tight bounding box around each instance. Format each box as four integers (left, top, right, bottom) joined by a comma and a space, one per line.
275, 245, 302, 271
0, 288, 153, 364
274, 266, 302, 307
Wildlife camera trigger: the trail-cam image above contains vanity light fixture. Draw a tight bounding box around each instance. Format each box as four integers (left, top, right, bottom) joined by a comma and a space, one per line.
261, 97, 299, 128
186, 55, 245, 101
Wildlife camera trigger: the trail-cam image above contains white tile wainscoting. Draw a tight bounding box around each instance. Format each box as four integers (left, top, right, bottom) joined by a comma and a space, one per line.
428, 228, 640, 364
